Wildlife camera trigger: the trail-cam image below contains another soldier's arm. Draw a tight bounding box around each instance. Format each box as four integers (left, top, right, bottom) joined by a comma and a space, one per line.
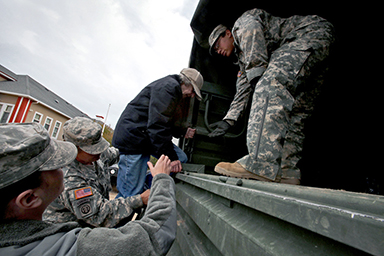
78, 174, 175, 256
208, 73, 251, 137
99, 146, 119, 167
223, 72, 253, 122
223, 14, 269, 123
77, 155, 176, 256
62, 173, 143, 228
232, 13, 268, 82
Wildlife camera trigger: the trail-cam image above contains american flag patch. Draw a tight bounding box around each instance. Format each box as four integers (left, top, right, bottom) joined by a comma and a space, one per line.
74, 187, 93, 199
237, 71, 243, 77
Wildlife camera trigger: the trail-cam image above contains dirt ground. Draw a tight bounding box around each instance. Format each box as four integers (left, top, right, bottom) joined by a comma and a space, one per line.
109, 191, 118, 199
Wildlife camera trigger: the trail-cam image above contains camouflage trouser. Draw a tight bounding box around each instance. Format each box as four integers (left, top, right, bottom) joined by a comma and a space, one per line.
237, 24, 334, 183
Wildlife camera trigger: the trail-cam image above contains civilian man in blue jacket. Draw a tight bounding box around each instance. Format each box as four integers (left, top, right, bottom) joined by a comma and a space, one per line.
112, 68, 204, 197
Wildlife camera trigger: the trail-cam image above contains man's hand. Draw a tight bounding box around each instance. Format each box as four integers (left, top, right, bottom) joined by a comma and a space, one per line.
140, 189, 150, 205
147, 154, 172, 176
170, 160, 182, 173
208, 120, 231, 137
184, 128, 196, 139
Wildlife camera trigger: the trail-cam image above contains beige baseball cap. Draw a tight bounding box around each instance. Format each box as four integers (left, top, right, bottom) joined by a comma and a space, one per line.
180, 68, 204, 101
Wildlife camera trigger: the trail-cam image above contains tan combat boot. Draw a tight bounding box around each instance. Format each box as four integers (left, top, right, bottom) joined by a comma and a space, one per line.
214, 162, 272, 181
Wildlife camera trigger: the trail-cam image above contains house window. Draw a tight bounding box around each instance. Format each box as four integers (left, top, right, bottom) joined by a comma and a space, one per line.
33, 112, 43, 123
44, 117, 52, 132
0, 103, 14, 123
52, 121, 62, 139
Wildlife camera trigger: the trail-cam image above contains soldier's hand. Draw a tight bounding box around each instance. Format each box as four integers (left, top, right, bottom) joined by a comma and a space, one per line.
208, 120, 231, 137
147, 154, 171, 176
140, 189, 150, 205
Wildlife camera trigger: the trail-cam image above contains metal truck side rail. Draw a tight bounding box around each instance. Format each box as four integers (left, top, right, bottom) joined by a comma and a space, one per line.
167, 171, 384, 256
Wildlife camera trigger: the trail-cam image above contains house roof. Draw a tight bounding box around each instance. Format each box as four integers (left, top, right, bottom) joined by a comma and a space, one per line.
0, 65, 17, 81
0, 65, 88, 119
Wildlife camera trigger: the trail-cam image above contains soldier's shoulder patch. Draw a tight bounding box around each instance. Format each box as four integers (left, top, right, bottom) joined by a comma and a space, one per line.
74, 186, 93, 199
237, 71, 243, 77
76, 198, 93, 218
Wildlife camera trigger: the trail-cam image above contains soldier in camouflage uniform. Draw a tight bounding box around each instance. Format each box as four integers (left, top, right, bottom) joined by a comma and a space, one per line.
0, 123, 176, 255
43, 117, 149, 228
208, 8, 335, 184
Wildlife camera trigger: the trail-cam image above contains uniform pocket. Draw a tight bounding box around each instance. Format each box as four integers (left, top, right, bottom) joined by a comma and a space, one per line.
269, 49, 311, 94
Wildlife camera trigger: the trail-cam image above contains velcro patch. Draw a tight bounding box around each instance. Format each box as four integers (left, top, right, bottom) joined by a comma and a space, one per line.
237, 71, 243, 77
74, 186, 93, 199
75, 198, 94, 218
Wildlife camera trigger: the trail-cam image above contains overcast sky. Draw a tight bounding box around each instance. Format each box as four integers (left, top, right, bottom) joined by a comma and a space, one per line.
0, 0, 200, 129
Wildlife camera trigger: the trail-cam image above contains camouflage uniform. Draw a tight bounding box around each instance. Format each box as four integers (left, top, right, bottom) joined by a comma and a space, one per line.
224, 9, 335, 182
43, 147, 143, 227
43, 117, 144, 228
0, 122, 177, 256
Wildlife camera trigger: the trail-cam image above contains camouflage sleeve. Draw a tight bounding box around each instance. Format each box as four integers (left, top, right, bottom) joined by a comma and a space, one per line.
223, 71, 253, 122
99, 146, 119, 167
223, 12, 268, 122
62, 166, 143, 228
77, 174, 176, 256
232, 11, 268, 82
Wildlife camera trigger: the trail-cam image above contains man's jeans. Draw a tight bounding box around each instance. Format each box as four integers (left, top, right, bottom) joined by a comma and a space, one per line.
116, 144, 187, 198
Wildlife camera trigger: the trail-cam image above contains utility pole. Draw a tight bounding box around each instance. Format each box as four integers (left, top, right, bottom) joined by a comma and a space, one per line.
102, 103, 111, 135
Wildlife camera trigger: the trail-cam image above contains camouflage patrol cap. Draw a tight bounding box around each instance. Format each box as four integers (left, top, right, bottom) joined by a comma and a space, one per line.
63, 117, 110, 155
209, 24, 228, 55
0, 123, 77, 189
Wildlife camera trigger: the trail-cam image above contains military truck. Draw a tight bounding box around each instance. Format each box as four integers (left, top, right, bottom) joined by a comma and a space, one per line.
167, 1, 383, 255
